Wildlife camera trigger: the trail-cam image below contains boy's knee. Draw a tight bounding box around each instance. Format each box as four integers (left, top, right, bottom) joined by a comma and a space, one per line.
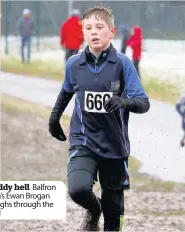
68, 185, 81, 200
68, 184, 91, 202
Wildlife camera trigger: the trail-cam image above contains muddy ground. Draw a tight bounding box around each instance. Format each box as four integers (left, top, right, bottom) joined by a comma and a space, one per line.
1, 106, 185, 231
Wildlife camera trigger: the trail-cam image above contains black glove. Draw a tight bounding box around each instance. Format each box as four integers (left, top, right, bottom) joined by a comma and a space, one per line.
104, 96, 127, 113
49, 122, 67, 141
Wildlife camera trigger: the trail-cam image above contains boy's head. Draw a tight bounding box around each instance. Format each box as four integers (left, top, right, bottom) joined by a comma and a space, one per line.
82, 5, 116, 52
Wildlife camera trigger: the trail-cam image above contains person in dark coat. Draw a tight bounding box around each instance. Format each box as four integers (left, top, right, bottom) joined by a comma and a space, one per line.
17, 9, 35, 63
119, 24, 131, 54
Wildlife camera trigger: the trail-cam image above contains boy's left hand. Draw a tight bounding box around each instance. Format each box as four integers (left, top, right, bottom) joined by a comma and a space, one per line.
49, 121, 67, 141
104, 96, 127, 113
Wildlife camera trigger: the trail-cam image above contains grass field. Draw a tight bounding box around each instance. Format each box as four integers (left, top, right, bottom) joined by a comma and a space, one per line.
1, 56, 184, 104
1, 56, 65, 81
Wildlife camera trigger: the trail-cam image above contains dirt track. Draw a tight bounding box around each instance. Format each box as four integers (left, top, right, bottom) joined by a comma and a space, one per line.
1, 107, 185, 231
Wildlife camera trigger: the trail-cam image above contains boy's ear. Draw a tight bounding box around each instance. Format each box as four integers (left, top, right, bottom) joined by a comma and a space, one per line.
82, 30, 87, 41
110, 27, 116, 39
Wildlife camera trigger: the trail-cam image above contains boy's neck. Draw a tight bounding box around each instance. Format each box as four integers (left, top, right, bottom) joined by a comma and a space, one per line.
89, 43, 111, 58
90, 50, 101, 58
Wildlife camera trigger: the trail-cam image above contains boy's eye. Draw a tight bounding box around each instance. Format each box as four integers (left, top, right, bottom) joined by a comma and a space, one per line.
86, 27, 91, 30
97, 25, 103, 29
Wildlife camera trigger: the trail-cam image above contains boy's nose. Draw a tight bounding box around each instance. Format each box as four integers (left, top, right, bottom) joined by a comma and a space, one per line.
91, 30, 97, 36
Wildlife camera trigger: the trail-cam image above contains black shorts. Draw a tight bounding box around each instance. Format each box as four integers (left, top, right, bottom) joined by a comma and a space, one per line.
67, 146, 130, 190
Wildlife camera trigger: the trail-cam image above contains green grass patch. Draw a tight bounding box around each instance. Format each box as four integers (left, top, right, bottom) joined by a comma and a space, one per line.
128, 156, 142, 174
143, 77, 182, 104
1, 56, 65, 82
1, 94, 51, 118
1, 94, 69, 122
133, 176, 185, 192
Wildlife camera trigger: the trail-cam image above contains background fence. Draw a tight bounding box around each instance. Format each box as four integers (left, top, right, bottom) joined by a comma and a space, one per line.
2, 1, 185, 39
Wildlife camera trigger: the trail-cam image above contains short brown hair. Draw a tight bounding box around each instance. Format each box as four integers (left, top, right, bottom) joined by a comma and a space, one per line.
82, 5, 114, 27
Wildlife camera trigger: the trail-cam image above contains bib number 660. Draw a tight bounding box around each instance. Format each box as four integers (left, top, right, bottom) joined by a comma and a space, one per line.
85, 91, 113, 113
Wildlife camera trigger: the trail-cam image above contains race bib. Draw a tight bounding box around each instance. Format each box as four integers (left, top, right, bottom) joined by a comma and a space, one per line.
84, 91, 113, 113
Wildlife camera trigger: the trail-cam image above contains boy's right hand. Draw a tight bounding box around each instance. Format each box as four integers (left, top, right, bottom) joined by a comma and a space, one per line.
49, 122, 67, 141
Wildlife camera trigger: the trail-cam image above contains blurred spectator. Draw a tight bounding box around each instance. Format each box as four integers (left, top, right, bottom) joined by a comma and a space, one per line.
176, 94, 185, 147
126, 25, 142, 78
119, 23, 131, 54
60, 9, 84, 62
17, 9, 35, 63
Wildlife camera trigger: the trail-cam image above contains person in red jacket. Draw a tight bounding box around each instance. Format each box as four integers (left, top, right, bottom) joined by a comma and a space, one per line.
126, 25, 142, 78
60, 9, 84, 62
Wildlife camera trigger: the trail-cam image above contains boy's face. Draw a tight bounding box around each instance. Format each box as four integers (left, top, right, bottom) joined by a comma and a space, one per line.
83, 14, 116, 52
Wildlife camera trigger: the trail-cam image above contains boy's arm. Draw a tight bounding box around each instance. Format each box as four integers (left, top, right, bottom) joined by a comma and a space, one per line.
49, 89, 74, 123
122, 55, 149, 113
49, 60, 74, 141
104, 55, 150, 114
49, 60, 74, 124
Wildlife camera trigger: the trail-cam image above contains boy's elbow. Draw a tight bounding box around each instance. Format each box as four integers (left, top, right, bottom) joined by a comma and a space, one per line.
140, 98, 150, 114
144, 99, 150, 113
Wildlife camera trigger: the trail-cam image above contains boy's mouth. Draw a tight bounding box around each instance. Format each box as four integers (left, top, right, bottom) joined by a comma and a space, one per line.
92, 38, 99, 42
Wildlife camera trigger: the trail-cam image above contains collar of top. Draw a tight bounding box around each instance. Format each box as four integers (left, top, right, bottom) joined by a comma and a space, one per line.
78, 43, 117, 65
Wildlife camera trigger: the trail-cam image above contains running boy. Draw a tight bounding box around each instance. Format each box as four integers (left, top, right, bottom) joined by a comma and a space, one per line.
49, 5, 150, 231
